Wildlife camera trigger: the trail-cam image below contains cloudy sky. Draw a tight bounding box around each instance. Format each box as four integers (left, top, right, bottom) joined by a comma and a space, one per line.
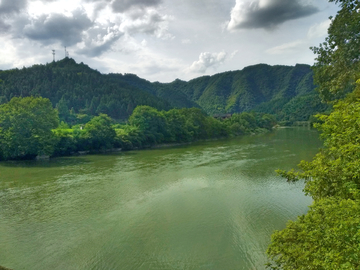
0, 0, 339, 82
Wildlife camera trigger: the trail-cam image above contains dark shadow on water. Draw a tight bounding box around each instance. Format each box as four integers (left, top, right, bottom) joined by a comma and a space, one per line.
0, 157, 91, 168
0, 151, 140, 168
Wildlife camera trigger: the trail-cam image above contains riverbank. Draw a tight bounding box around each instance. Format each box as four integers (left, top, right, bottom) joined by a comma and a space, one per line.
47, 127, 274, 159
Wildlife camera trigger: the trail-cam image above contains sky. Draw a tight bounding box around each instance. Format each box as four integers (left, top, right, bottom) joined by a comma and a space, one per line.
0, 0, 340, 82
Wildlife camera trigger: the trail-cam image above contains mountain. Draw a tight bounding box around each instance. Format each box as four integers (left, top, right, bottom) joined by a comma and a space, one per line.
0, 58, 329, 123
148, 64, 328, 122
0, 58, 173, 120
120, 63, 329, 122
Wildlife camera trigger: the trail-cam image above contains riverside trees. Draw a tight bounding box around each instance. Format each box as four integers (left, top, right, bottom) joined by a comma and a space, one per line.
267, 0, 360, 268
0, 96, 276, 160
267, 91, 360, 269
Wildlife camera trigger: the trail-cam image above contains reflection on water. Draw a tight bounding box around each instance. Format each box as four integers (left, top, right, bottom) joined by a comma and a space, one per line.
0, 127, 321, 270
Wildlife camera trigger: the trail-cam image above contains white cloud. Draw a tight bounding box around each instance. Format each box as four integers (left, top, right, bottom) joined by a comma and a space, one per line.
188, 51, 227, 73
141, 39, 147, 46
307, 19, 330, 39
266, 19, 331, 56
266, 40, 306, 55
181, 39, 191, 44
76, 23, 124, 57
119, 8, 173, 39
230, 50, 238, 58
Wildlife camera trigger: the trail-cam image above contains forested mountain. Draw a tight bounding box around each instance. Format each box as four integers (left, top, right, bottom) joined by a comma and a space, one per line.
106, 73, 200, 109
149, 64, 329, 122
0, 58, 328, 123
0, 58, 174, 120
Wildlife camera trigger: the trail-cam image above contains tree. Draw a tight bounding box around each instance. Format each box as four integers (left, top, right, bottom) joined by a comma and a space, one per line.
56, 96, 70, 122
128, 106, 169, 144
0, 97, 59, 160
83, 113, 116, 150
267, 83, 360, 269
267, 3, 360, 267
311, 0, 360, 101
267, 198, 360, 269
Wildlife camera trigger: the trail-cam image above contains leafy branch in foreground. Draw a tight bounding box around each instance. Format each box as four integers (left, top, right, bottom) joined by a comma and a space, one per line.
268, 1, 360, 266
267, 84, 360, 269
311, 0, 360, 101
267, 198, 360, 270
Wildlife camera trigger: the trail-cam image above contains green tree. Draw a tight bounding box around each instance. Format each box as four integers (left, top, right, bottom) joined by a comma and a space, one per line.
0, 97, 59, 160
267, 84, 360, 269
128, 106, 169, 144
164, 109, 194, 142
311, 0, 360, 101
56, 96, 70, 122
267, 198, 360, 269
268, 3, 360, 267
83, 113, 116, 150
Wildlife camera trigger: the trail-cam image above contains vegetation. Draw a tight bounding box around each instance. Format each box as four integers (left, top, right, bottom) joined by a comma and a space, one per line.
267, 1, 360, 268
147, 64, 330, 122
0, 58, 172, 122
311, 0, 360, 101
0, 97, 58, 160
0, 97, 276, 161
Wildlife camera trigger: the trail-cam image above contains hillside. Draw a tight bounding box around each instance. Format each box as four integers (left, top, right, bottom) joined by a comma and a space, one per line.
0, 58, 172, 120
148, 64, 329, 122
0, 59, 329, 123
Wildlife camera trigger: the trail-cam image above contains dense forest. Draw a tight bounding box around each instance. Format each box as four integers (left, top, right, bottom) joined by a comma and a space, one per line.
0, 59, 174, 121
150, 64, 329, 123
0, 58, 329, 124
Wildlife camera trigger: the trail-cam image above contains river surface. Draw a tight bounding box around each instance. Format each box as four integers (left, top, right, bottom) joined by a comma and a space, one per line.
0, 127, 322, 270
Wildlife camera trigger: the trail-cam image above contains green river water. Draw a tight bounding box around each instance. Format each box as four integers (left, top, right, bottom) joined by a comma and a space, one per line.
0, 127, 322, 270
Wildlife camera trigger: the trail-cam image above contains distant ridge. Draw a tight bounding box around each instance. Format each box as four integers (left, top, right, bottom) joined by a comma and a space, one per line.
0, 59, 329, 122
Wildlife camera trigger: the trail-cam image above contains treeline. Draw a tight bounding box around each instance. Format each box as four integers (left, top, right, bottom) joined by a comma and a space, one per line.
0, 97, 276, 161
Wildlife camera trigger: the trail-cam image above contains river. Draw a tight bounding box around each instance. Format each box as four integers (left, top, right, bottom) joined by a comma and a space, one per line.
0, 127, 322, 270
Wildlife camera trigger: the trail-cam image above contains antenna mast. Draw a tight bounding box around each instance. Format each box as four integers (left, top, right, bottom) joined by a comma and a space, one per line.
64, 46, 69, 58
52, 50, 55, 62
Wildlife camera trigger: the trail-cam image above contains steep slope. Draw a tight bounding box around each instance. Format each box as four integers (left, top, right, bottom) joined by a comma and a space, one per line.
150, 63, 328, 122
156, 64, 316, 114
109, 73, 200, 109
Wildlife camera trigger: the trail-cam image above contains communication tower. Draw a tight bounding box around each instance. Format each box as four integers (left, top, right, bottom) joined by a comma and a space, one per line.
64, 46, 69, 58
52, 50, 55, 62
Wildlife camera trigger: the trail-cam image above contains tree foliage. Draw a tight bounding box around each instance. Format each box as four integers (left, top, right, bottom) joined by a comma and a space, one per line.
49, 105, 277, 156
267, 74, 360, 269
0, 97, 59, 160
267, 1, 360, 266
83, 114, 116, 150
311, 0, 360, 101
267, 198, 360, 269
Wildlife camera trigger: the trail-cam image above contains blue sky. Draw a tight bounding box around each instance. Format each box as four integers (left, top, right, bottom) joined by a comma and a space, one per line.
0, 0, 340, 82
